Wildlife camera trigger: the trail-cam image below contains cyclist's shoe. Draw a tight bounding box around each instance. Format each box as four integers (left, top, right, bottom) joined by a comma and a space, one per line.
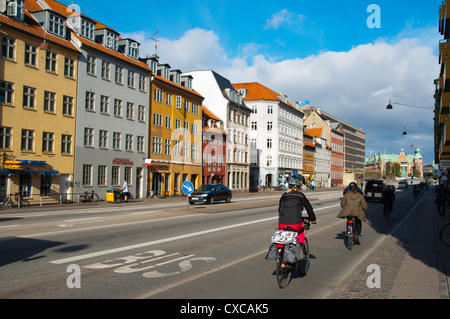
355, 238, 361, 245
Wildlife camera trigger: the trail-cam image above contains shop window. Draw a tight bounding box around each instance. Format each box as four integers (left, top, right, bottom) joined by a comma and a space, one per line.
40, 175, 52, 196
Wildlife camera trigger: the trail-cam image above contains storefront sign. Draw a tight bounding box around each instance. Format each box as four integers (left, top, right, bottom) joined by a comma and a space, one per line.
3, 160, 22, 170
112, 158, 134, 166
18, 160, 46, 165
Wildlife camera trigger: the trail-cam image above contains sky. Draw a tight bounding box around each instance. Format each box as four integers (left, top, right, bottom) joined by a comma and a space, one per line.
68, 0, 441, 166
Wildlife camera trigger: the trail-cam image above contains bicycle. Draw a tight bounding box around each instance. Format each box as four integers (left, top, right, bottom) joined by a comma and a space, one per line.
79, 190, 99, 204
440, 222, 450, 248
271, 220, 311, 288
345, 216, 359, 250
382, 202, 392, 221
0, 196, 15, 208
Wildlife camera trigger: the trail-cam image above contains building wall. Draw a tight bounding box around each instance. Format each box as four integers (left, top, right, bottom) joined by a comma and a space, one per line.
0, 25, 79, 202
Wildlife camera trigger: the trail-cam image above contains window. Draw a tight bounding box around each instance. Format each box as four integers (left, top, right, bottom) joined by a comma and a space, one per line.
175, 119, 181, 130
191, 123, 198, 135
0, 127, 12, 149
101, 61, 110, 80
19, 174, 31, 198
1, 36, 15, 60
113, 132, 121, 150
164, 138, 171, 155
98, 165, 107, 186
152, 136, 162, 154
25, 44, 37, 66
125, 134, 133, 151
64, 57, 75, 78
114, 99, 122, 117
49, 13, 66, 38
137, 136, 144, 153
166, 93, 172, 106
138, 105, 145, 122
21, 129, 34, 151
0, 81, 14, 105
63, 96, 73, 116
252, 105, 257, 113
82, 164, 92, 186
100, 95, 109, 114
44, 91, 56, 112
139, 74, 146, 91
124, 167, 132, 185
84, 127, 94, 147
183, 142, 189, 158
267, 121, 273, 131
81, 18, 95, 40
153, 88, 163, 102
105, 31, 118, 50
184, 100, 190, 113
174, 140, 181, 156
40, 175, 52, 197
23, 86, 36, 109
267, 156, 272, 166
45, 51, 57, 72
42, 132, 54, 153
165, 116, 171, 129
191, 144, 198, 160
87, 55, 96, 75
267, 138, 272, 149
192, 103, 199, 115
176, 96, 181, 108
184, 121, 189, 133
153, 113, 163, 126
127, 70, 135, 88
267, 105, 273, 114
251, 121, 257, 130
115, 66, 123, 84
99, 130, 108, 149
126, 102, 134, 120
85, 91, 95, 111
61, 134, 72, 154
111, 166, 120, 186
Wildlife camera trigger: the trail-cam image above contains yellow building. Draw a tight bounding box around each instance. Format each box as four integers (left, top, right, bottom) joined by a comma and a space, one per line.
144, 56, 204, 196
0, 1, 80, 203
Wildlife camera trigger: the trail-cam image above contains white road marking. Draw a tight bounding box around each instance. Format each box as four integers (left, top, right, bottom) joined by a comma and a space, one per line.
50, 203, 340, 265
62, 217, 102, 222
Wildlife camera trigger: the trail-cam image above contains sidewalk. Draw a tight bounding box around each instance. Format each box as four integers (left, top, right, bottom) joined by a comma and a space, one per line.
328, 189, 450, 299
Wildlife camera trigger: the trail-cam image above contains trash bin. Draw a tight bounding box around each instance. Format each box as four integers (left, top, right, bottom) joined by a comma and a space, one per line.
106, 190, 114, 202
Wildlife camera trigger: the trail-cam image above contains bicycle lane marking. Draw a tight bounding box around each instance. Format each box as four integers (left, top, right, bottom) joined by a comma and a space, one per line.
50, 203, 341, 265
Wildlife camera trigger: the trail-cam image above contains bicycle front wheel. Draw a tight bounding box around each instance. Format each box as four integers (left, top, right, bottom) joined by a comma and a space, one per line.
298, 238, 310, 276
440, 223, 450, 248
276, 253, 291, 289
346, 222, 353, 250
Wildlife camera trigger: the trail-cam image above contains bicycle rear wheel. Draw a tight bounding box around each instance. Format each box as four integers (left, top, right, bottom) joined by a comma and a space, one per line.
440, 223, 450, 248
298, 238, 310, 276
346, 221, 353, 250
276, 252, 291, 288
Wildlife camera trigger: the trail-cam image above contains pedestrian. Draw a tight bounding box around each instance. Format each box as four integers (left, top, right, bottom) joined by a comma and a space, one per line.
435, 184, 447, 219
120, 179, 129, 203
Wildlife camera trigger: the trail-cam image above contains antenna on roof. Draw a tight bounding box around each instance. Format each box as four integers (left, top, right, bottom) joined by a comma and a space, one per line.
149, 30, 160, 56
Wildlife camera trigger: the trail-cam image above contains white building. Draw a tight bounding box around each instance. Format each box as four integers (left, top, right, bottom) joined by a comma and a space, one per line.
183, 70, 252, 192
307, 128, 331, 188
233, 82, 304, 189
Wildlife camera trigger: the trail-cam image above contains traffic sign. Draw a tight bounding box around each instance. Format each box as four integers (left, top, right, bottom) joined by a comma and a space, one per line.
182, 181, 194, 195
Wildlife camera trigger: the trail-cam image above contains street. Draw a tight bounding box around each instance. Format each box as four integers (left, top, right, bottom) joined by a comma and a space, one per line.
0, 186, 445, 301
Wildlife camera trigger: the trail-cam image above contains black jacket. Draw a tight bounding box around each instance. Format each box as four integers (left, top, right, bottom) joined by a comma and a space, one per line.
278, 191, 316, 225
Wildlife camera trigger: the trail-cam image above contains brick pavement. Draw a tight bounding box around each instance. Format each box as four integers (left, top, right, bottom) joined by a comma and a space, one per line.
327, 189, 450, 299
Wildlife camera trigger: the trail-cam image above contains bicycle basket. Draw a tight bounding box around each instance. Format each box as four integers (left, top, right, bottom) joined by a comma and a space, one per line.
271, 230, 298, 245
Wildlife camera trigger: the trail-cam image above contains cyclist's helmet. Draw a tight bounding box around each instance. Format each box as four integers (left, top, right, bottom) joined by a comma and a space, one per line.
348, 182, 358, 191
288, 177, 303, 188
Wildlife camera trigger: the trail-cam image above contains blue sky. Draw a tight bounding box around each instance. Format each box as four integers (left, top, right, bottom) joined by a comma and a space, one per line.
69, 0, 441, 166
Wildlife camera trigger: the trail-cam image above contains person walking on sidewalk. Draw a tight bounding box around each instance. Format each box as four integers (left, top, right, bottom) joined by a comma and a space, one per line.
435, 184, 447, 219
120, 179, 130, 203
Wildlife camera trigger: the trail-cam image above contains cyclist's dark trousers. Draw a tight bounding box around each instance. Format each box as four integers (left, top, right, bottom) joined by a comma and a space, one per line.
347, 217, 362, 236
437, 200, 446, 217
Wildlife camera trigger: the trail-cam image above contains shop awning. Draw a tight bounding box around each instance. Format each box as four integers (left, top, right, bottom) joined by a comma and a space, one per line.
0, 169, 12, 174
8, 170, 59, 175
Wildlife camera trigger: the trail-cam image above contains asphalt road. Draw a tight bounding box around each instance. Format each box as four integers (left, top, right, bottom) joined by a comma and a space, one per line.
0, 188, 417, 300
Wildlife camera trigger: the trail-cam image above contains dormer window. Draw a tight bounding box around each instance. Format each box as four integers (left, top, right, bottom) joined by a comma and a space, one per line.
128, 42, 139, 59
49, 12, 66, 38
105, 30, 118, 50
1, 0, 24, 21
81, 18, 95, 40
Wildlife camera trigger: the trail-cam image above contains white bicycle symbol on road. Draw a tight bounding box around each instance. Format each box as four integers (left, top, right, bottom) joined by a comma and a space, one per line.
83, 249, 216, 278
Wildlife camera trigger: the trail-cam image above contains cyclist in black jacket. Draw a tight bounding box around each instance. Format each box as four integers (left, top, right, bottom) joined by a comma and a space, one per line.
278, 176, 317, 244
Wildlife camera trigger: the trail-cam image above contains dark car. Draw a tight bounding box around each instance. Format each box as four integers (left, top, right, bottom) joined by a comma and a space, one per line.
188, 184, 232, 204
364, 179, 385, 201
343, 185, 363, 195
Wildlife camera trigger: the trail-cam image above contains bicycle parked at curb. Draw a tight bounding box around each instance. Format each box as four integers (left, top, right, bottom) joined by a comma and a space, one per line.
0, 195, 30, 208
79, 189, 100, 204
267, 220, 311, 289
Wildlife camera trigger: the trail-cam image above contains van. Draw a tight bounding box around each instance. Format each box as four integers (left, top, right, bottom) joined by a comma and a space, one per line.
364, 179, 385, 201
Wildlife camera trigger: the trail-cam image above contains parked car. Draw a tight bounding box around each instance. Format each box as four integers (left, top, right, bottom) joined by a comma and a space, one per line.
364, 179, 385, 201
343, 185, 363, 195
188, 184, 232, 204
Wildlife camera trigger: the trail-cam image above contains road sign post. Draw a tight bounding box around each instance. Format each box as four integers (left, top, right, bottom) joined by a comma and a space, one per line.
181, 181, 194, 209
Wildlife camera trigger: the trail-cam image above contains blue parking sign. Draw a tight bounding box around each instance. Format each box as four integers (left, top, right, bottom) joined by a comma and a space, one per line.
182, 181, 194, 195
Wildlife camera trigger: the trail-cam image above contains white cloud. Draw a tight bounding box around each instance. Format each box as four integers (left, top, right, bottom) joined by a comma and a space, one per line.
264, 9, 306, 30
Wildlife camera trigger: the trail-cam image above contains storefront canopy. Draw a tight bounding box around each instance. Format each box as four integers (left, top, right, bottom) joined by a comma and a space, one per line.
0, 169, 12, 175
8, 169, 59, 175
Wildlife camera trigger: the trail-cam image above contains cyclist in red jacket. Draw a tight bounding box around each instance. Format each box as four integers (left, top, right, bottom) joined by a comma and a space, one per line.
278, 176, 317, 244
